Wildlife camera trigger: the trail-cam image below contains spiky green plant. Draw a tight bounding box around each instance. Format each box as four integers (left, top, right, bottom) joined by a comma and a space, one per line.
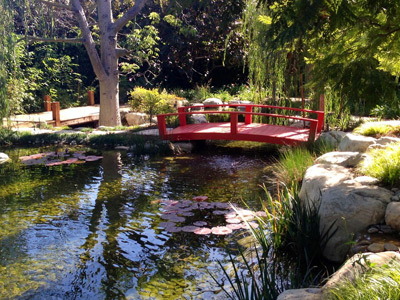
326, 260, 400, 300
359, 142, 400, 185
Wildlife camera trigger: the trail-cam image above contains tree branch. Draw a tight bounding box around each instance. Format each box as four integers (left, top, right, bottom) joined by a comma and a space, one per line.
25, 36, 84, 43
111, 0, 148, 34
39, 0, 72, 10
71, 0, 107, 80
116, 48, 130, 57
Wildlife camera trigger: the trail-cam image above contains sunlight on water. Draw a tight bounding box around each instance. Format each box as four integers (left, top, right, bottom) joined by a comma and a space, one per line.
0, 148, 272, 299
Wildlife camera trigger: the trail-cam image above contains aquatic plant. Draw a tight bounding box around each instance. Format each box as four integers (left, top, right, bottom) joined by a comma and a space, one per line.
213, 187, 335, 299
19, 150, 103, 166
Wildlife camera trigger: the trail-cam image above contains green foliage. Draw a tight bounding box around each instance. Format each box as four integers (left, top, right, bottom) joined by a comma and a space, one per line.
359, 142, 400, 185
354, 122, 400, 137
214, 187, 333, 299
274, 147, 315, 190
129, 87, 176, 123
326, 260, 400, 300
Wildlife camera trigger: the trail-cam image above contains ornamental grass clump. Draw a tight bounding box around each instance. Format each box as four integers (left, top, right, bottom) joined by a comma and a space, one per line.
274, 147, 315, 190
353, 122, 400, 137
326, 260, 400, 300
359, 142, 400, 185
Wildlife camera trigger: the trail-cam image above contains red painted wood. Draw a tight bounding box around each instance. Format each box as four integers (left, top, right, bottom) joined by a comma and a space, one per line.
157, 104, 324, 146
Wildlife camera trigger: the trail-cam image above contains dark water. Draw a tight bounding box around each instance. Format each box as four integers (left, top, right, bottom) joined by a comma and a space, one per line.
0, 147, 273, 299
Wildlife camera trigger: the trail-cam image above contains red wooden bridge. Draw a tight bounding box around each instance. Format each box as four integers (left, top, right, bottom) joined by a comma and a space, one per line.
157, 104, 324, 146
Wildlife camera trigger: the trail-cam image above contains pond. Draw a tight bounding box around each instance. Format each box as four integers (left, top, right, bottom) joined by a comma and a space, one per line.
0, 146, 275, 299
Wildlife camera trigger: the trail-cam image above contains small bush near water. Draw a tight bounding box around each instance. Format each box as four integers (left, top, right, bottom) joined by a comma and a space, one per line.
214, 187, 335, 300
359, 142, 400, 185
326, 260, 400, 300
354, 122, 400, 137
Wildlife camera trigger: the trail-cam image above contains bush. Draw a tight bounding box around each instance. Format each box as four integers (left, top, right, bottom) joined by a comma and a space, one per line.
129, 87, 178, 123
359, 142, 400, 185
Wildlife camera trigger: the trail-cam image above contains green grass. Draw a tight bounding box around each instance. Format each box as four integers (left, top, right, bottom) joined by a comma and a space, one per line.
274, 147, 315, 190
326, 260, 400, 300
353, 122, 400, 137
359, 142, 400, 185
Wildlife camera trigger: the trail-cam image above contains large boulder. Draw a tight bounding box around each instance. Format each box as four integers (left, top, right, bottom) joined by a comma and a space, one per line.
190, 114, 207, 124
376, 136, 400, 146
125, 112, 148, 126
0, 153, 9, 164
317, 131, 347, 148
315, 151, 363, 167
338, 134, 376, 152
299, 164, 353, 208
203, 98, 223, 111
319, 181, 392, 262
385, 202, 400, 231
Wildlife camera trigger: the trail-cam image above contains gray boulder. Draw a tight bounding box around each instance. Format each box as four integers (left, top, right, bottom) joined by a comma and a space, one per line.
203, 98, 223, 111
277, 288, 322, 300
125, 112, 148, 126
315, 151, 363, 167
0, 153, 9, 164
319, 181, 392, 262
385, 202, 400, 231
317, 131, 346, 148
338, 134, 376, 152
190, 114, 207, 124
376, 136, 400, 146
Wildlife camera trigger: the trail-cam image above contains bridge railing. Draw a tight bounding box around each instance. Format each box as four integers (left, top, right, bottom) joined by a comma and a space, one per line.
157, 104, 324, 143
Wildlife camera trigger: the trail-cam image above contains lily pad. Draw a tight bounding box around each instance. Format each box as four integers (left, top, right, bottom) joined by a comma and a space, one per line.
194, 227, 212, 235
193, 196, 208, 202
226, 223, 243, 230
225, 218, 242, 224
181, 225, 199, 232
193, 221, 208, 227
211, 226, 233, 235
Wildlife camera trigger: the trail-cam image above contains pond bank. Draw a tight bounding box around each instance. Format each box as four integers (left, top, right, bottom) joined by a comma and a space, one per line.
279, 130, 400, 299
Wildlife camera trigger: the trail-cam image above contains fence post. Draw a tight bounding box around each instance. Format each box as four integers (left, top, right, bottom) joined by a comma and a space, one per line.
88, 90, 95, 106
51, 102, 61, 127
230, 112, 238, 134
157, 115, 166, 139
44, 95, 51, 111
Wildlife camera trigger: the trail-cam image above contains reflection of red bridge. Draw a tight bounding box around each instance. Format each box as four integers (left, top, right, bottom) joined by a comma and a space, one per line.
157, 104, 324, 146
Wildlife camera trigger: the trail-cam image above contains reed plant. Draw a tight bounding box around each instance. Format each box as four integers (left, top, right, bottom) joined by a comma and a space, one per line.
326, 260, 400, 300
213, 187, 335, 300
359, 142, 400, 185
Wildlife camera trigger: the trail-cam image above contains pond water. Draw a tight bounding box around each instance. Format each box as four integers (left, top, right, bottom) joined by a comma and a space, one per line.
0, 147, 274, 299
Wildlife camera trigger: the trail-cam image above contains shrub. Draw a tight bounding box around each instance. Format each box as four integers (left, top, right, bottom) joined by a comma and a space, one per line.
129, 87, 177, 123
326, 260, 400, 300
359, 142, 400, 185
353, 122, 400, 137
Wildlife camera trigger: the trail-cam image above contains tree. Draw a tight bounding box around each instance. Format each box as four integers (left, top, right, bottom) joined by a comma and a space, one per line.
16, 0, 149, 126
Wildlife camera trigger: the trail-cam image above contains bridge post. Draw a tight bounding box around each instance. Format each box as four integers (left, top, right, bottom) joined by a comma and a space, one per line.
307, 121, 317, 144
230, 112, 238, 134
51, 102, 61, 127
157, 115, 167, 139
178, 107, 186, 126
245, 105, 252, 124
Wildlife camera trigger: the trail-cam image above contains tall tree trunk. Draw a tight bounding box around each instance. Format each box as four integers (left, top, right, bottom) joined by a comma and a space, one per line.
99, 74, 121, 126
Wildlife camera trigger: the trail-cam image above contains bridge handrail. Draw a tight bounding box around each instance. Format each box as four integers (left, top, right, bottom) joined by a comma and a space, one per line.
157, 106, 324, 143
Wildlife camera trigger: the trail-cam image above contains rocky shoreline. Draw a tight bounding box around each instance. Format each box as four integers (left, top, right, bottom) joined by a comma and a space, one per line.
279, 131, 400, 299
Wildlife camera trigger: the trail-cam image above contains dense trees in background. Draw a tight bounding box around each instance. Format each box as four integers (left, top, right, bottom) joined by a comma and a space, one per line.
1, 0, 400, 126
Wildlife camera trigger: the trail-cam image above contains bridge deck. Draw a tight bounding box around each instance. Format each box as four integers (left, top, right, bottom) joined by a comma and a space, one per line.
167, 122, 310, 145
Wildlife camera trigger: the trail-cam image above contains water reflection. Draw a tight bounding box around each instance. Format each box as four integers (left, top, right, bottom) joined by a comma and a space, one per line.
0, 149, 271, 299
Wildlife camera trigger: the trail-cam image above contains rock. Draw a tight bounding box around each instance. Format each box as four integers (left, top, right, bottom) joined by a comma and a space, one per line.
314, 151, 363, 167
319, 182, 392, 262
391, 195, 400, 202
338, 134, 376, 152
367, 227, 379, 234
384, 243, 399, 251
299, 164, 353, 208
115, 146, 130, 151
228, 100, 253, 112
367, 243, 385, 253
0, 153, 9, 164
190, 114, 207, 124
323, 251, 400, 291
189, 103, 204, 111
277, 288, 323, 300
377, 224, 394, 233
349, 176, 379, 186
203, 98, 223, 111
125, 112, 148, 126
317, 131, 346, 148
392, 188, 399, 193
376, 136, 400, 146
172, 142, 193, 154
367, 143, 386, 150
385, 202, 400, 231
